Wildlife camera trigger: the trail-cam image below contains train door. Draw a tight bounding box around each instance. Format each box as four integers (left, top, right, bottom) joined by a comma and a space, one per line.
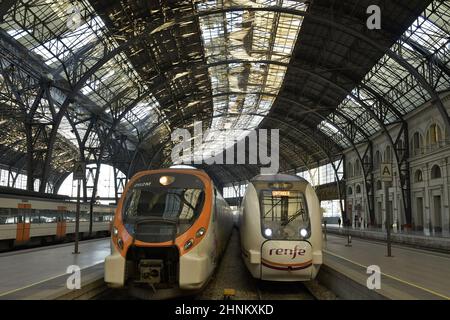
16, 203, 31, 242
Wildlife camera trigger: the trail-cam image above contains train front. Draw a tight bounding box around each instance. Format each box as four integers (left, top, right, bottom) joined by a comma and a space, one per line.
252, 176, 322, 281
104, 169, 214, 299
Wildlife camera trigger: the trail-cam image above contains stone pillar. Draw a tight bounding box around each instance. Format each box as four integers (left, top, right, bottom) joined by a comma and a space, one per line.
423, 163, 431, 236
392, 169, 399, 233
441, 157, 449, 236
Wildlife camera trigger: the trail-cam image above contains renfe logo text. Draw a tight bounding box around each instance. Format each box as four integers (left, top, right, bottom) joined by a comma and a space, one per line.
269, 245, 306, 260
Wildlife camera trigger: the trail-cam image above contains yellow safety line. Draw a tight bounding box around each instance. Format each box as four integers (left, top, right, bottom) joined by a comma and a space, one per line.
323, 249, 450, 300
0, 272, 67, 297
0, 261, 104, 298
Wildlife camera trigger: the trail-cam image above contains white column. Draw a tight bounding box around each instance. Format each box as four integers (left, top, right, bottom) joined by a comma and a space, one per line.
392, 170, 399, 233
382, 186, 387, 231
442, 157, 449, 236
423, 163, 431, 236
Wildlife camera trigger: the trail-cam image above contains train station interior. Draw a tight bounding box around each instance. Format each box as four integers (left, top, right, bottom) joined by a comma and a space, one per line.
0, 0, 449, 302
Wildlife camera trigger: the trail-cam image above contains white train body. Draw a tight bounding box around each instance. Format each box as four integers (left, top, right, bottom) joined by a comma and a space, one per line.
0, 188, 115, 250
240, 174, 322, 281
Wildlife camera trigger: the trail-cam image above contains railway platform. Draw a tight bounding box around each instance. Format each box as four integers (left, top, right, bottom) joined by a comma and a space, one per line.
325, 225, 450, 251
0, 239, 110, 299
320, 234, 450, 300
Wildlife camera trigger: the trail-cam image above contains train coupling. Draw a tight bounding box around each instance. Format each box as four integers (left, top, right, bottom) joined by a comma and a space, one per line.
137, 259, 163, 285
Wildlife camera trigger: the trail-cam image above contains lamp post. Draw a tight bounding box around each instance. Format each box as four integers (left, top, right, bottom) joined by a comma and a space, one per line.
381, 163, 393, 257
72, 161, 85, 254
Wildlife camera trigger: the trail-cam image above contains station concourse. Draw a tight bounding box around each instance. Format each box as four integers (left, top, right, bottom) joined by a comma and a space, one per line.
0, 0, 449, 301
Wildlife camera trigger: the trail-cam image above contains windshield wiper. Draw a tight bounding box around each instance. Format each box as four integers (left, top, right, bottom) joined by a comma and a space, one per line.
263, 198, 283, 218
172, 193, 197, 211
281, 209, 306, 226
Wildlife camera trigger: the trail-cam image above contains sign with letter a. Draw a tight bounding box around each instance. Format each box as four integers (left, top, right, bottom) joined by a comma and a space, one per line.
381, 163, 393, 182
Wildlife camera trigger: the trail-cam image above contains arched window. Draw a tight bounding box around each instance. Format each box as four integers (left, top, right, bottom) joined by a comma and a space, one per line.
356, 185, 361, 194
426, 123, 442, 146
376, 180, 382, 190
414, 170, 423, 182
431, 165, 442, 179
384, 146, 392, 163
374, 151, 381, 169
348, 186, 353, 195
411, 132, 422, 155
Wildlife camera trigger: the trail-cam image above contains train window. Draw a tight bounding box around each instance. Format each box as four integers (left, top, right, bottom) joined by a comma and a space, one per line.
122, 186, 205, 239
65, 212, 76, 222
260, 190, 310, 240
0, 208, 16, 224
93, 214, 113, 222
80, 211, 89, 222
30, 210, 41, 223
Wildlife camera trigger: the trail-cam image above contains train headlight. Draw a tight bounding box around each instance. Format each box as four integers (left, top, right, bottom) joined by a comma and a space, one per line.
300, 228, 308, 237
117, 237, 124, 250
159, 175, 175, 186
184, 239, 194, 251
196, 227, 206, 238
113, 226, 119, 237
264, 228, 272, 237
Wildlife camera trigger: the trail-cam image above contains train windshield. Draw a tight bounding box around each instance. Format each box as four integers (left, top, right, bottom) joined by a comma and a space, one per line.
122, 185, 205, 241
260, 190, 310, 240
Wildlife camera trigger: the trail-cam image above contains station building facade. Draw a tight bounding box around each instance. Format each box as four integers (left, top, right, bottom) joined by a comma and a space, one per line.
345, 93, 450, 236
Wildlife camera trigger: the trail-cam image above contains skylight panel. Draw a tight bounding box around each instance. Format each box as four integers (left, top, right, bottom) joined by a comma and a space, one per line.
318, 1, 450, 144
195, 1, 307, 159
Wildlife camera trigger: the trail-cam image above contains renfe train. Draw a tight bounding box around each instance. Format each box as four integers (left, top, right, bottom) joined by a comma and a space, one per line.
0, 187, 115, 251
239, 174, 322, 281
104, 168, 233, 299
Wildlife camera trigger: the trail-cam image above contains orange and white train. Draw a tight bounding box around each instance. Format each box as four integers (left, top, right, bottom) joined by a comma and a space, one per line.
239, 174, 322, 281
0, 187, 115, 251
104, 168, 234, 299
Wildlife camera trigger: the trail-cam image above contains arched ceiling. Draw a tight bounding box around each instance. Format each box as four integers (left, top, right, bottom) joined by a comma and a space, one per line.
0, 0, 449, 189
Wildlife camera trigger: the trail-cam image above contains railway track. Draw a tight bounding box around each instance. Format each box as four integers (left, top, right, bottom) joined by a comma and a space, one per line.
96, 229, 335, 300
253, 281, 315, 300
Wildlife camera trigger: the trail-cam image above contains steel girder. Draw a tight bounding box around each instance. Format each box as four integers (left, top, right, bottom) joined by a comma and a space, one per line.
0, 2, 443, 202
117, 58, 404, 223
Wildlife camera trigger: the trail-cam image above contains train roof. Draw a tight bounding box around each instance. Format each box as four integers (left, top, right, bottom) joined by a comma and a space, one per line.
0, 186, 70, 201
250, 174, 308, 184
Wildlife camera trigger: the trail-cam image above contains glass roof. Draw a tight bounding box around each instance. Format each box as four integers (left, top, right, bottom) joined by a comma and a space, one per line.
321, 0, 450, 149
0, 0, 161, 149
1, 0, 449, 169
191, 0, 308, 161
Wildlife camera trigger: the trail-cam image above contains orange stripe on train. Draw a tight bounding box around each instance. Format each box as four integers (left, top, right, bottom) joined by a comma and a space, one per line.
112, 169, 213, 258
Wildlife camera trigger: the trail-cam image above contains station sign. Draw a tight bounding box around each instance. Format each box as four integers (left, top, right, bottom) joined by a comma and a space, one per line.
381, 163, 393, 182
272, 190, 290, 197
73, 162, 86, 180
